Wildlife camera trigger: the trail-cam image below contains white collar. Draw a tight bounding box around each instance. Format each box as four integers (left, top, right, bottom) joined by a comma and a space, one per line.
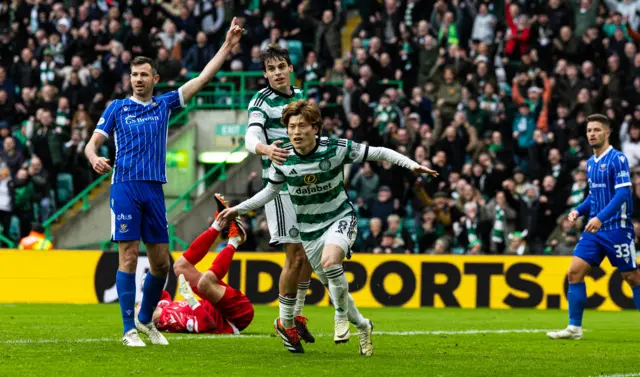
594, 145, 613, 163
129, 96, 153, 106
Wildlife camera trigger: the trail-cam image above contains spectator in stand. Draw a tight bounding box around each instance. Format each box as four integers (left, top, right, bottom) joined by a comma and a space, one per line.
363, 217, 384, 253
0, 166, 12, 246
1, 137, 26, 178
386, 214, 415, 254
350, 162, 380, 205
13, 168, 33, 239
28, 156, 51, 223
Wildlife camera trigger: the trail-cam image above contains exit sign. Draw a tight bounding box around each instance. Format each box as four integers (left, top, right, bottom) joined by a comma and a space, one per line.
216, 124, 247, 136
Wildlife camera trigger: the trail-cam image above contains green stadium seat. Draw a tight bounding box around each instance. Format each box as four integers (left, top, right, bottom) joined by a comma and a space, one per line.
99, 145, 109, 159
287, 40, 303, 67
57, 173, 74, 204
347, 189, 358, 201
357, 217, 370, 234
405, 204, 413, 218
404, 218, 417, 233
10, 216, 20, 240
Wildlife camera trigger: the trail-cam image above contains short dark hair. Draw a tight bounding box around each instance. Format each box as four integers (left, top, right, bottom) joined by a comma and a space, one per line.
281, 100, 322, 133
131, 56, 157, 75
260, 44, 292, 71
586, 113, 611, 128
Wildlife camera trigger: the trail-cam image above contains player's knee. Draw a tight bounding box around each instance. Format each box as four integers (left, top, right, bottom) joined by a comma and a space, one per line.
119, 244, 139, 271
622, 271, 640, 287
150, 258, 170, 277
321, 255, 341, 269
197, 272, 219, 294
173, 257, 191, 276
567, 266, 586, 283
285, 245, 306, 270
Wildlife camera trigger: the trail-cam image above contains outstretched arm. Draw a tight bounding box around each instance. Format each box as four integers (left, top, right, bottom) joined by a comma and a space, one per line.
366, 146, 439, 176
218, 182, 282, 223
180, 18, 244, 104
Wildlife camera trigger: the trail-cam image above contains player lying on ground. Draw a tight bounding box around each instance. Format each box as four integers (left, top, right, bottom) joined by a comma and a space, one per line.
245, 44, 315, 343
135, 274, 249, 335
547, 114, 640, 340
159, 194, 256, 334
219, 100, 439, 355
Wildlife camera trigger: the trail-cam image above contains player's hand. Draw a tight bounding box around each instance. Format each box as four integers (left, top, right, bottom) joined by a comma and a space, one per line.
91, 157, 111, 174
225, 17, 244, 47
567, 210, 579, 224
265, 140, 289, 165
217, 208, 238, 224
413, 165, 439, 177
584, 217, 602, 234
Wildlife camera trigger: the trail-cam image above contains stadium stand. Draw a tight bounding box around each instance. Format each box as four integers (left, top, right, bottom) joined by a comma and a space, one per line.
0, 0, 639, 256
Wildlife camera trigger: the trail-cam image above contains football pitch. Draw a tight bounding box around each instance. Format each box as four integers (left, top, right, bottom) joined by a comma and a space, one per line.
0, 304, 638, 377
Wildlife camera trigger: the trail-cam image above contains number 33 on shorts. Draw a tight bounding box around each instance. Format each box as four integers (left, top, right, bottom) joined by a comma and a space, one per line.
614, 243, 635, 263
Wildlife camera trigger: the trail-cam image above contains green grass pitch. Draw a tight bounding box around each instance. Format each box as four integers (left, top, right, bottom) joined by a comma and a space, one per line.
0, 304, 638, 377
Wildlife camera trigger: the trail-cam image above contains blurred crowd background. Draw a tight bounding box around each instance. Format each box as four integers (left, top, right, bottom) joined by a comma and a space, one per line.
2, 0, 640, 254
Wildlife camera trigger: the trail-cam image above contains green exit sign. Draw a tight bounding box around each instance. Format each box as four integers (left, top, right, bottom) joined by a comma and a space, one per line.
216, 124, 247, 136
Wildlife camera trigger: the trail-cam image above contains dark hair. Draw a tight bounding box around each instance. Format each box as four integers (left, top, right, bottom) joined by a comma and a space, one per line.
32, 222, 45, 234
260, 44, 292, 71
586, 113, 611, 128
281, 100, 322, 134
131, 56, 157, 75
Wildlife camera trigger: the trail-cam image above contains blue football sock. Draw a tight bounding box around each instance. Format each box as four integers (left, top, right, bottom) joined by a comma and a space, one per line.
568, 282, 587, 327
137, 272, 166, 325
631, 285, 640, 310
116, 270, 137, 334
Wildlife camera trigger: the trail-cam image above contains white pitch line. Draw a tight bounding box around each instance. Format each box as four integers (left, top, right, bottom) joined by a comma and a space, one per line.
585, 374, 640, 377
0, 328, 554, 345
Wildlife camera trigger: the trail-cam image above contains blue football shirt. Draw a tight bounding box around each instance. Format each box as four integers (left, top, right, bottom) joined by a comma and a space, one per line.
586, 146, 633, 231
95, 89, 184, 184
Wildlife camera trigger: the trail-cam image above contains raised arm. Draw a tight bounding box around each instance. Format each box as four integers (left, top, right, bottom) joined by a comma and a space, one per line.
179, 18, 244, 104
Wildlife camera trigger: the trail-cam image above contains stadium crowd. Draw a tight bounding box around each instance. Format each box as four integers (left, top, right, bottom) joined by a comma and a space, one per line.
238, 0, 640, 256
2, 0, 640, 255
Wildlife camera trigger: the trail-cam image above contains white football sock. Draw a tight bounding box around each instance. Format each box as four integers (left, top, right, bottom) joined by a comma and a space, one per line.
324, 264, 349, 320
347, 293, 367, 328
294, 281, 310, 317
279, 294, 296, 328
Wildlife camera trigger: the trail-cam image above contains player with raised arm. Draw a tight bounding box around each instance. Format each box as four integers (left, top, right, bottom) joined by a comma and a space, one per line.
84, 20, 244, 347
547, 114, 639, 340
142, 194, 254, 335
220, 100, 439, 355
244, 45, 315, 345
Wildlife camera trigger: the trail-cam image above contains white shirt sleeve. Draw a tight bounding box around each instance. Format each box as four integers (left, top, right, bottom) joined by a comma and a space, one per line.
245, 125, 267, 154
235, 165, 285, 213
235, 183, 281, 214
366, 146, 421, 170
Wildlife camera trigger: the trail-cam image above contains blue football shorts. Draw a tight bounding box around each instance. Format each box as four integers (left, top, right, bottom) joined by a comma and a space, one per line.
110, 181, 169, 243
573, 228, 637, 272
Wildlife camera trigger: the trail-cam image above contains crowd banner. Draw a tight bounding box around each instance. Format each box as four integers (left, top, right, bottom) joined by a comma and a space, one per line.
0, 250, 635, 311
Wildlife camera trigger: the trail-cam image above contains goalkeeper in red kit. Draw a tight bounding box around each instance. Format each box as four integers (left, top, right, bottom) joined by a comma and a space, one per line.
136, 194, 254, 334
